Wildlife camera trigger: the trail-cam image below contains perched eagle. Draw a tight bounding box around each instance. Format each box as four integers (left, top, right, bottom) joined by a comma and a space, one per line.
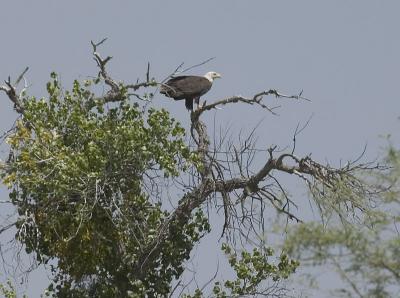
160, 71, 221, 110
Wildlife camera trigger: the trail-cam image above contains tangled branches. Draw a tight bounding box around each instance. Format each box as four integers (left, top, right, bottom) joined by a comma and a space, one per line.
0, 40, 385, 296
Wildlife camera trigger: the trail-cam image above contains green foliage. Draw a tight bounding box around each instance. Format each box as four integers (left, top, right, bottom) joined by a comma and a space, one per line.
183, 244, 299, 298
1, 74, 207, 296
212, 244, 298, 297
0, 281, 19, 298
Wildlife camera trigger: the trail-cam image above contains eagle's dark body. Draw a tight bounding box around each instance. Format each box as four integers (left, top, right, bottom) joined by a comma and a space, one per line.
160, 75, 214, 110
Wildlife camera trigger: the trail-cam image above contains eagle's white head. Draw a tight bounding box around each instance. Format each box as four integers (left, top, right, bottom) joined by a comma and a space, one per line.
204, 71, 222, 82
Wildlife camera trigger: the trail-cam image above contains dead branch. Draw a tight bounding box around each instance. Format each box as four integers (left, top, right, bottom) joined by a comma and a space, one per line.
161, 57, 216, 84
134, 98, 382, 277
194, 89, 310, 116
180, 57, 216, 74
0, 67, 29, 114
88, 39, 158, 108
91, 38, 118, 91
0, 222, 16, 235
125, 81, 157, 91
291, 113, 314, 154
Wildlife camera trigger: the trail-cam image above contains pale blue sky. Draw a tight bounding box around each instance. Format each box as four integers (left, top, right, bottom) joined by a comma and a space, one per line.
1, 1, 399, 296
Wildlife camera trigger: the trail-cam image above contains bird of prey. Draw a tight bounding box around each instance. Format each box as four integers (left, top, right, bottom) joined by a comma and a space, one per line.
160, 71, 221, 110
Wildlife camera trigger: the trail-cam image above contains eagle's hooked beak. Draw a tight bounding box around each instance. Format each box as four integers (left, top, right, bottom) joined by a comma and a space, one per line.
215, 73, 222, 79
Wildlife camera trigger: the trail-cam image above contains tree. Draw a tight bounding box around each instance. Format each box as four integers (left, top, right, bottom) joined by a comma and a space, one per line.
283, 144, 400, 298
0, 40, 379, 297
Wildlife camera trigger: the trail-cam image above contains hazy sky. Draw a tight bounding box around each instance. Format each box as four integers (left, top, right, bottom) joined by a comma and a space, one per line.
1, 1, 399, 296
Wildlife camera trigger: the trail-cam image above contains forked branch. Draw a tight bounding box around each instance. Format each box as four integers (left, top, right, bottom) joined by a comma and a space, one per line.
89, 39, 158, 108
135, 83, 382, 275
194, 89, 310, 116
0, 67, 29, 114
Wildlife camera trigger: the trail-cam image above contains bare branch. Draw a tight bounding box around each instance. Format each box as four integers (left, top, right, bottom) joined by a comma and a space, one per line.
161, 62, 184, 83
0, 67, 29, 114
180, 57, 215, 74
161, 57, 215, 83
292, 113, 314, 154
134, 126, 381, 277
125, 81, 157, 91
194, 89, 310, 116
14, 67, 29, 86
87, 39, 159, 108
91, 38, 108, 48
146, 62, 150, 82
0, 222, 16, 235
91, 38, 118, 91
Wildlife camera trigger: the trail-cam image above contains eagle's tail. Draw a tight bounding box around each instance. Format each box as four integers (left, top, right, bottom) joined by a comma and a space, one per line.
185, 99, 193, 111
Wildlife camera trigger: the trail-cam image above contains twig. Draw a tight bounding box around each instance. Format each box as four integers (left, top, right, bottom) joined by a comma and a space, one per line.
14, 67, 29, 86
146, 62, 150, 83
0, 222, 16, 235
161, 57, 215, 83
180, 57, 215, 74
161, 62, 184, 83
292, 113, 314, 154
